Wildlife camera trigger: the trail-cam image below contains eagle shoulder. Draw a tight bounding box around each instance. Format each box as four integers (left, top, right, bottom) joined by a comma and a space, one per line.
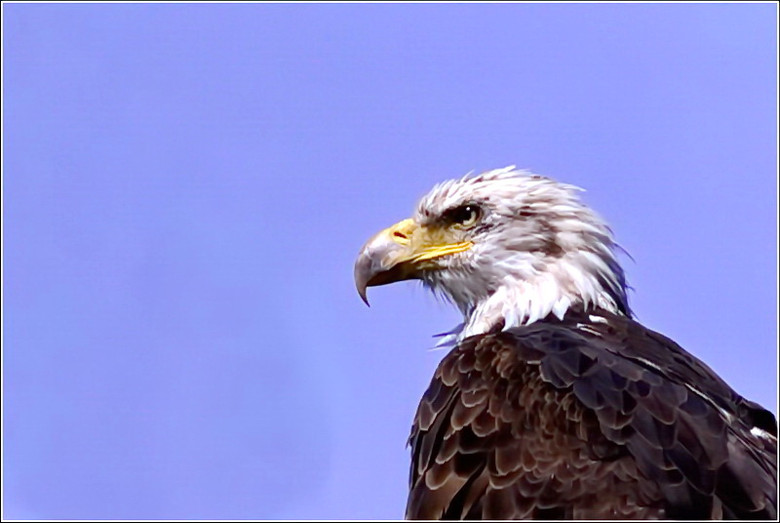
406, 310, 777, 519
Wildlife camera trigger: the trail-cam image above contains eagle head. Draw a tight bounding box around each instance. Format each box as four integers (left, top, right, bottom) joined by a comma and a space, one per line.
354, 166, 630, 339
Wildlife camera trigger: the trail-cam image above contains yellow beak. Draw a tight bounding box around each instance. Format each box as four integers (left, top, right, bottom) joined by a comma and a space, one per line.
354, 218, 472, 305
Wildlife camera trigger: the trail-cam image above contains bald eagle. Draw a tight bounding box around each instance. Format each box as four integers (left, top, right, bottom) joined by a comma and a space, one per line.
354, 167, 777, 519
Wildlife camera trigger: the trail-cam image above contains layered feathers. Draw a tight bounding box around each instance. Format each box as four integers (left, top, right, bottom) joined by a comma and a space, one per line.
407, 308, 777, 519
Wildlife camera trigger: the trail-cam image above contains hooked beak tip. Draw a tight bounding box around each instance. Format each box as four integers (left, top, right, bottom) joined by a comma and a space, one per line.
354, 218, 419, 307
357, 286, 370, 307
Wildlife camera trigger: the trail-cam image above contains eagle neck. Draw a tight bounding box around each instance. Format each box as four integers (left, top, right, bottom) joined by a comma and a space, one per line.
456, 254, 630, 340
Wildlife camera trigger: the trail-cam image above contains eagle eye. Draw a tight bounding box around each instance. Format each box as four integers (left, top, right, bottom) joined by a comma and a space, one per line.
446, 204, 482, 229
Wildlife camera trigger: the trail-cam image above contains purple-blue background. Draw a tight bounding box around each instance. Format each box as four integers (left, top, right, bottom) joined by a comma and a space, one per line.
4, 4, 777, 520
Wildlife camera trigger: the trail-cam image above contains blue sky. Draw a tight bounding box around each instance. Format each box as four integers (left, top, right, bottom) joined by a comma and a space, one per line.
3, 3, 777, 520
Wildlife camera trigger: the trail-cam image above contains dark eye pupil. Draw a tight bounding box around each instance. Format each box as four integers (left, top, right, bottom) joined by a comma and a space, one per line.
452, 205, 478, 224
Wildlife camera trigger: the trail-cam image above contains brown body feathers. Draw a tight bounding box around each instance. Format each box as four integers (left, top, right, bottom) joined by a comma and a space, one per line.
407, 309, 777, 519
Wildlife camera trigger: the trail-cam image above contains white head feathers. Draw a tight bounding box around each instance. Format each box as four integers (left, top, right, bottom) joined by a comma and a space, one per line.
414, 166, 630, 340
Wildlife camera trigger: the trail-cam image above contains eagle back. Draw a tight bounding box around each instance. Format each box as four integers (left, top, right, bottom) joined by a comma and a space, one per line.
406, 309, 777, 519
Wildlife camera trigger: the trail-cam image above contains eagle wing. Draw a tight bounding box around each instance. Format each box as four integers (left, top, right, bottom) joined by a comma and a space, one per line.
406, 310, 777, 519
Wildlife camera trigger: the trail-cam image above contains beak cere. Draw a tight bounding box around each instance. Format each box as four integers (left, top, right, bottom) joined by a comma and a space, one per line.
354, 218, 473, 305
